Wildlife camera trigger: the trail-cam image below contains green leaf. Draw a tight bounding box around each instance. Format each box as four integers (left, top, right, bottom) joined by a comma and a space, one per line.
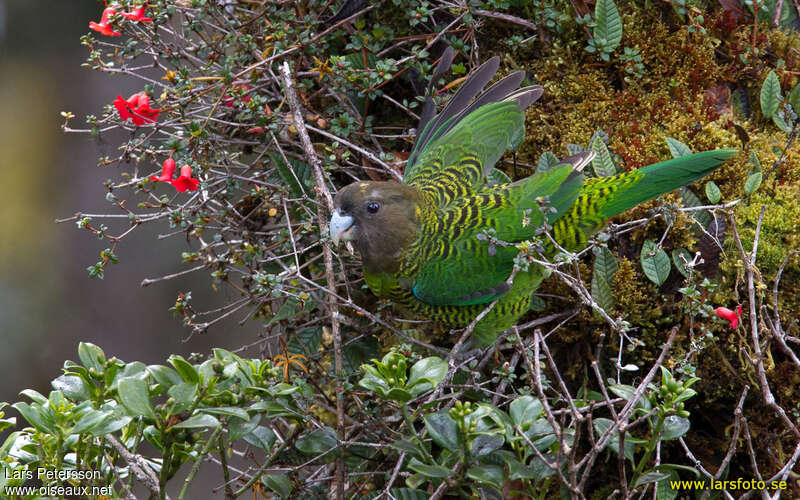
270, 152, 312, 199
167, 382, 198, 406
117, 377, 156, 420
745, 171, 762, 195
671, 248, 691, 278
70, 409, 115, 435
566, 143, 586, 155
78, 342, 106, 374
590, 136, 616, 177
172, 413, 221, 429
407, 458, 452, 479
593, 418, 641, 462
594, 0, 622, 52
789, 83, 800, 114
773, 112, 792, 132
536, 151, 560, 173
147, 365, 182, 389
471, 434, 504, 457
243, 426, 276, 450
640, 240, 671, 286
12, 402, 56, 434
228, 414, 260, 441
760, 70, 782, 119
509, 396, 543, 426
656, 469, 680, 500
424, 411, 461, 451
268, 297, 300, 325
659, 415, 690, 441
608, 384, 652, 410
261, 474, 292, 498
287, 327, 322, 356
296, 427, 338, 456
634, 471, 671, 488
591, 246, 618, 312
748, 151, 762, 173
86, 412, 131, 436
200, 407, 250, 421
466, 464, 505, 488
52, 375, 91, 401
665, 137, 692, 158
342, 336, 379, 374
704, 181, 721, 204
407, 357, 447, 396
168, 355, 200, 384
678, 187, 712, 228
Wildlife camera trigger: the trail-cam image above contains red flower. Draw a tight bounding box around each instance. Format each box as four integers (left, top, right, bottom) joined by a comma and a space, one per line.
224, 84, 252, 107
171, 165, 200, 192
113, 92, 160, 125
89, 7, 122, 36
121, 4, 153, 23
714, 305, 742, 329
150, 158, 176, 182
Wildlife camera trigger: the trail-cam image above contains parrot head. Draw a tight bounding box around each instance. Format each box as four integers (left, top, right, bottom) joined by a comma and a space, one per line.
330, 181, 420, 272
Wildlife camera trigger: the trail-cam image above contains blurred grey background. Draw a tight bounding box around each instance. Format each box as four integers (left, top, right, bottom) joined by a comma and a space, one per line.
0, 1, 255, 406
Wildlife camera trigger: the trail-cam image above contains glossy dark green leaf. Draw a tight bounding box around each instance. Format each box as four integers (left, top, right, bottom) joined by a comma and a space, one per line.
296, 427, 338, 456
243, 426, 276, 450
407, 458, 452, 478
12, 402, 56, 434
665, 137, 691, 158
744, 172, 762, 195
640, 240, 670, 286
760, 70, 781, 119
168, 355, 200, 384
118, 377, 155, 420
704, 181, 721, 204
52, 375, 90, 401
591, 246, 618, 311
471, 434, 504, 457
466, 464, 504, 488
172, 413, 220, 429
424, 411, 460, 451
659, 415, 690, 441
536, 151, 560, 173
261, 474, 292, 498
671, 248, 691, 278
77, 342, 106, 374
595, 0, 622, 51
590, 136, 615, 177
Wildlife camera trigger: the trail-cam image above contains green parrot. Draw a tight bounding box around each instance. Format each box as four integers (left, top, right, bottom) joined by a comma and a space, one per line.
329, 55, 736, 346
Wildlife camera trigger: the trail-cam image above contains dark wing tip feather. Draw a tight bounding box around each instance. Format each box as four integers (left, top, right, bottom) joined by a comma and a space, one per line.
504, 85, 544, 111
411, 57, 501, 158
558, 152, 596, 172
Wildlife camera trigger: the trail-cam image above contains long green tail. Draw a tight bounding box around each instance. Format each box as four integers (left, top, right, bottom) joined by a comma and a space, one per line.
552, 149, 737, 251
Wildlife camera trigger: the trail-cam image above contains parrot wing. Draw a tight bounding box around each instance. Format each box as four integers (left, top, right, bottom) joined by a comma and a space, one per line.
410, 163, 584, 306
404, 57, 542, 208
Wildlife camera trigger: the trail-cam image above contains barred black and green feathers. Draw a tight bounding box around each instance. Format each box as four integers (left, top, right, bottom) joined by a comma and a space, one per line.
331, 52, 736, 346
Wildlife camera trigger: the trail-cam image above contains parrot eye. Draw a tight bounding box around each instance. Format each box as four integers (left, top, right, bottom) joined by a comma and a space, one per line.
365, 201, 381, 214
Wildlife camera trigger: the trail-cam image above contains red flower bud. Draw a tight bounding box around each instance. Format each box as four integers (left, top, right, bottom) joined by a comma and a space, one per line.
171, 165, 200, 192
150, 158, 176, 182
714, 304, 742, 329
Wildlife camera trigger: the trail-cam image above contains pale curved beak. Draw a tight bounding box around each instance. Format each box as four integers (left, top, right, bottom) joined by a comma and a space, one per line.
329, 209, 354, 245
